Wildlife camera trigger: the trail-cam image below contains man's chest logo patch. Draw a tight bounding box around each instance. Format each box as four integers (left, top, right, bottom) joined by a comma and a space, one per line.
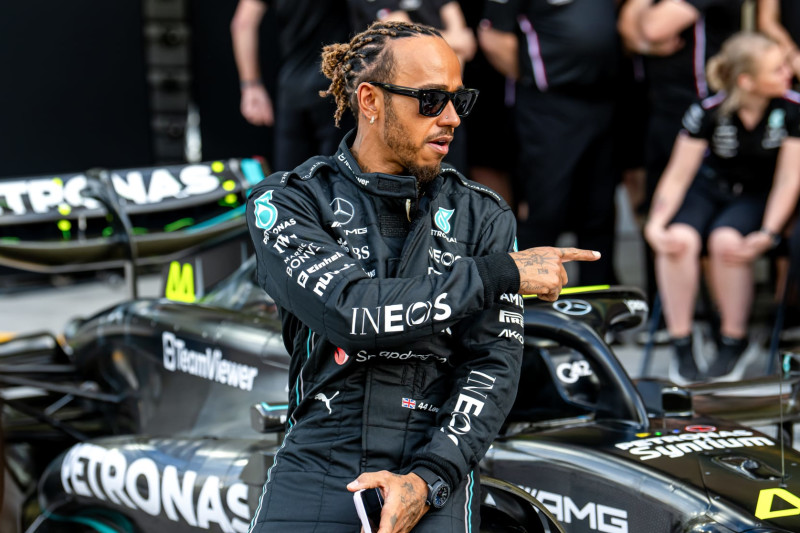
434, 207, 455, 234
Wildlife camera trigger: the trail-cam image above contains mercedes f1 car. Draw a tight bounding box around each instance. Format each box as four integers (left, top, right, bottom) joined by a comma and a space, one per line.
2, 257, 800, 532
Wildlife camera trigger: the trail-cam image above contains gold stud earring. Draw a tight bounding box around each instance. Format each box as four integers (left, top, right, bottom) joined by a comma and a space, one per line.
370, 116, 375, 125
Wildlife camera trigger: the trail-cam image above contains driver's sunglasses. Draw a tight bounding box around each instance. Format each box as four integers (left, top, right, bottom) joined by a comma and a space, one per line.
368, 82, 479, 117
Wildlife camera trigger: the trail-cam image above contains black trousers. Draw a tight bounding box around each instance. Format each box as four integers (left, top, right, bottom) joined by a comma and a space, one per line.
514, 85, 618, 285
248, 465, 481, 532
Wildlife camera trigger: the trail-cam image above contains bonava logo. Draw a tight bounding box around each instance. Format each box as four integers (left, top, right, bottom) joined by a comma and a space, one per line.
434, 207, 455, 234
254, 190, 278, 230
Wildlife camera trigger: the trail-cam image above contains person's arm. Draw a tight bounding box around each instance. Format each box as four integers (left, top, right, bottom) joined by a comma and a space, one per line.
247, 174, 597, 353
618, 0, 687, 56
476, 23, 518, 79
477, 0, 520, 79
231, 0, 274, 126
439, 1, 476, 65
644, 133, 708, 252
347, 209, 523, 533
731, 137, 800, 262
758, 0, 800, 78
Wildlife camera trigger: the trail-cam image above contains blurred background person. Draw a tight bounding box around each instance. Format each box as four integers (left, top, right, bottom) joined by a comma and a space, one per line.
478, 0, 620, 286
231, 0, 352, 170
619, 0, 743, 324
758, 0, 800, 83
644, 32, 800, 382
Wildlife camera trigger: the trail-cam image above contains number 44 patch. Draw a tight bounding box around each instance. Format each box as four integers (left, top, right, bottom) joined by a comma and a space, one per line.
755, 487, 800, 519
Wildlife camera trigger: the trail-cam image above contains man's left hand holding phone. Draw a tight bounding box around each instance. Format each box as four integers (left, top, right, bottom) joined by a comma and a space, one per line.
348, 471, 429, 532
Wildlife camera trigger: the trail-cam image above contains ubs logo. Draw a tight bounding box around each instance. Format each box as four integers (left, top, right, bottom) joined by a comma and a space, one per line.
330, 197, 355, 226
434, 207, 455, 233
553, 299, 592, 316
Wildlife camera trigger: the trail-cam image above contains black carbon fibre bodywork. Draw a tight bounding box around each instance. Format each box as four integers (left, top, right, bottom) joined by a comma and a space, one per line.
3, 258, 800, 532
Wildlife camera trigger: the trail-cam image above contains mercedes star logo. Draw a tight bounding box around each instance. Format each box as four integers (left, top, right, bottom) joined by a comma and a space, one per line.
553, 299, 592, 316
330, 197, 355, 226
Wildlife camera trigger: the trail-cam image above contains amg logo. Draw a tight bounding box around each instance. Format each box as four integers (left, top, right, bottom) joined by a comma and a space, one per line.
345, 228, 367, 235
499, 310, 523, 324
498, 328, 524, 344
350, 293, 452, 334
162, 332, 258, 391
500, 293, 524, 307
518, 485, 628, 533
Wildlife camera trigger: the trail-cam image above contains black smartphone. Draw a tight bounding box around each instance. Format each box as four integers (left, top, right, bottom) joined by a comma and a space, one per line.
353, 487, 384, 533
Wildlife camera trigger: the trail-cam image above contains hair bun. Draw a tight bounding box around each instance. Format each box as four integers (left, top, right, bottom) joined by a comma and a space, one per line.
320, 43, 350, 79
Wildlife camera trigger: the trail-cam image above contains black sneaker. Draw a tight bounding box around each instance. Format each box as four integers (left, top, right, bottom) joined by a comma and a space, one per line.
672, 335, 700, 382
708, 335, 748, 378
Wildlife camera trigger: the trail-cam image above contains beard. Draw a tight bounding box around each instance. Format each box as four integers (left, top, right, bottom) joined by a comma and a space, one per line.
383, 103, 443, 185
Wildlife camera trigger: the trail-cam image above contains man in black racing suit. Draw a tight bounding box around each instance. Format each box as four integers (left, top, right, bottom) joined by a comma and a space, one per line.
245, 21, 601, 533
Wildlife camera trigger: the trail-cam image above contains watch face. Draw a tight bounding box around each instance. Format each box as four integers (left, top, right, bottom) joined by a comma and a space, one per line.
433, 484, 450, 508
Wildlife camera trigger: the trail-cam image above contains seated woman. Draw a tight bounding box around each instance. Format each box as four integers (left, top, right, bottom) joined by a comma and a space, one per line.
645, 32, 800, 381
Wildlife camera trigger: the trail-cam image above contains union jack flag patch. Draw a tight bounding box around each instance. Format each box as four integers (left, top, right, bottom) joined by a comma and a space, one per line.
401, 397, 416, 409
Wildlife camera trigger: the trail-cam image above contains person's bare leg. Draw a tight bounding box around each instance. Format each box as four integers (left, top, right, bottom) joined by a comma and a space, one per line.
707, 227, 752, 377
656, 223, 703, 381
708, 227, 753, 338
656, 223, 702, 338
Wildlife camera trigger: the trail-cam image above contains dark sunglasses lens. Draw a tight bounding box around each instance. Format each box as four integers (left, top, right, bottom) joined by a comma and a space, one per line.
453, 92, 476, 116
419, 91, 449, 116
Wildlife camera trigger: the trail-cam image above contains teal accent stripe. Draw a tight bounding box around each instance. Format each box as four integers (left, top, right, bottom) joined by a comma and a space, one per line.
467, 471, 475, 532
185, 205, 246, 233
248, 426, 293, 533
250, 331, 313, 531
260, 402, 288, 411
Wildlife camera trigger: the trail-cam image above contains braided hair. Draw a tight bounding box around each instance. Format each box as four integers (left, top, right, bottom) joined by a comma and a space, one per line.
320, 21, 442, 127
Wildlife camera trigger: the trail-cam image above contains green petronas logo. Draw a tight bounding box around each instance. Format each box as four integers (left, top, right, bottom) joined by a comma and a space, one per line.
434, 207, 454, 234
254, 190, 278, 230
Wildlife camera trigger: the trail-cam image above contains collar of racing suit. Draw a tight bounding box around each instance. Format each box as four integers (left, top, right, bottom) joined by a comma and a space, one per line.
334, 130, 444, 201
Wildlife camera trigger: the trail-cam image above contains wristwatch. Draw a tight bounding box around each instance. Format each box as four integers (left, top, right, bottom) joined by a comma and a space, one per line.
760, 227, 781, 249
414, 467, 450, 510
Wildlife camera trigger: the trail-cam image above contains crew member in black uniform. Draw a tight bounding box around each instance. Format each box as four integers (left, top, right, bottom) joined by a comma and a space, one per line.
479, 0, 620, 286
231, 0, 352, 170
644, 33, 800, 381
245, 21, 600, 532
620, 0, 743, 212
619, 0, 743, 329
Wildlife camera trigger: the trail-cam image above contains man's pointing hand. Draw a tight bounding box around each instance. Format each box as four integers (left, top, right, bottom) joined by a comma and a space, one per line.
511, 247, 601, 302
